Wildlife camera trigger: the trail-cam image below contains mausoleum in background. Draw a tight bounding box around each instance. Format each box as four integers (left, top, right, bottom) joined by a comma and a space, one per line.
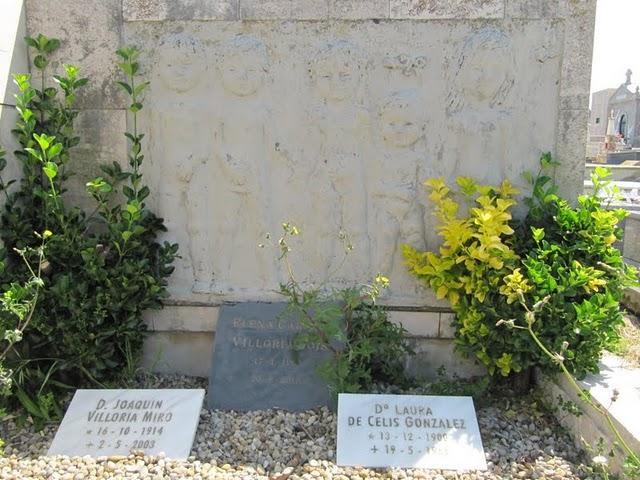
588, 69, 640, 161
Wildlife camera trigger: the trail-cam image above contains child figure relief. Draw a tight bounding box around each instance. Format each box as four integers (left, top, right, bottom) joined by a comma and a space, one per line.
373, 89, 431, 285
212, 34, 277, 293
447, 27, 516, 185
306, 40, 372, 281
150, 33, 213, 295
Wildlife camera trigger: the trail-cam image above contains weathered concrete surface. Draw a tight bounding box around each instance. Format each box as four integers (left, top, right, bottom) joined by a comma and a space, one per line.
623, 287, 640, 315
538, 354, 640, 475
123, 0, 237, 21
623, 212, 640, 266
329, 0, 390, 19
25, 0, 124, 109
505, 0, 560, 19
0, 1, 28, 191
143, 305, 220, 332
1, 1, 28, 104
391, 0, 504, 19
141, 331, 215, 378
553, 0, 597, 202
406, 338, 486, 380
63, 109, 128, 212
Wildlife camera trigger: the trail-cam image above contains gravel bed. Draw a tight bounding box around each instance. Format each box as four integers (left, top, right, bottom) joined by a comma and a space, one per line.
0, 374, 595, 479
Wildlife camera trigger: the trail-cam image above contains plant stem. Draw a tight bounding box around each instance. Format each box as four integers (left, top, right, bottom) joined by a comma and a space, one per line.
527, 323, 639, 464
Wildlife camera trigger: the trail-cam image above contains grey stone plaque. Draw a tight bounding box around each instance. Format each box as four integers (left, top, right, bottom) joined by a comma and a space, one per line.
208, 302, 332, 410
48, 389, 204, 459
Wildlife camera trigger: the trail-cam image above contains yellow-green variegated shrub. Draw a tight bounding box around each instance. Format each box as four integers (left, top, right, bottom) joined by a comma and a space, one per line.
403, 155, 639, 379
403, 177, 528, 376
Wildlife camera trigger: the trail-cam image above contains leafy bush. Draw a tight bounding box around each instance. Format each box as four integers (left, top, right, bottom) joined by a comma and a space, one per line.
0, 35, 177, 416
513, 158, 637, 378
0, 217, 47, 399
403, 154, 638, 378
402, 176, 525, 376
277, 224, 414, 398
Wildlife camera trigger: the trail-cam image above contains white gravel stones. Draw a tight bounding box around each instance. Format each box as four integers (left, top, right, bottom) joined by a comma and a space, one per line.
0, 374, 593, 479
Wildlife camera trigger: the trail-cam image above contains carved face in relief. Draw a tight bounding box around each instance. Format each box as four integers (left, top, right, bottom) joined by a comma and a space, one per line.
379, 90, 426, 148
157, 33, 205, 93
450, 28, 515, 110
218, 35, 269, 97
310, 40, 363, 102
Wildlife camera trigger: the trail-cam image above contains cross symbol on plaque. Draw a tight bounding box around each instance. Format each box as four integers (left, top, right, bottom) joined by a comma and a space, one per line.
86, 430, 92, 435
86, 442, 94, 448
370, 445, 378, 453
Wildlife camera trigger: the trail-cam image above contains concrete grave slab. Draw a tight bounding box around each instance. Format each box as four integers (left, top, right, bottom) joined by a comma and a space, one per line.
337, 393, 487, 469
48, 389, 204, 459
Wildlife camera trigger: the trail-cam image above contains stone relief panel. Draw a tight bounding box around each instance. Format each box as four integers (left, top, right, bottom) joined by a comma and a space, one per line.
147, 33, 212, 294
305, 40, 372, 281
372, 89, 429, 292
210, 34, 279, 293
126, 20, 562, 305
446, 27, 516, 185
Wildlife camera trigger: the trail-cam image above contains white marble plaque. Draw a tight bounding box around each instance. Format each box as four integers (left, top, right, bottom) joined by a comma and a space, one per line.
337, 393, 487, 470
48, 389, 204, 459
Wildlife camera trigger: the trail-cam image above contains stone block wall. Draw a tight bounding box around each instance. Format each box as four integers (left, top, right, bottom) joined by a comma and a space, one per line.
140, 306, 484, 379
15, 0, 597, 376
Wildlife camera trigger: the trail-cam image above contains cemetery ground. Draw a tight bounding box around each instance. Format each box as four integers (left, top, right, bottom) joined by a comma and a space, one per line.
613, 313, 640, 368
0, 373, 599, 480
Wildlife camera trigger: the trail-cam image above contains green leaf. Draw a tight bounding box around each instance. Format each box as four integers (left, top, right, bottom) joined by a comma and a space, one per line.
133, 82, 150, 96
116, 47, 132, 60
33, 54, 48, 70
33, 133, 50, 151
24, 36, 39, 48
24, 148, 42, 161
138, 185, 150, 201
15, 389, 43, 418
593, 166, 611, 181
125, 203, 139, 215
129, 102, 143, 113
122, 185, 135, 199
121, 230, 132, 242
531, 227, 545, 243
115, 81, 133, 95
43, 162, 58, 180
43, 38, 61, 53
43, 87, 57, 98
118, 62, 133, 76
47, 143, 63, 160
63, 64, 78, 78
86, 177, 113, 194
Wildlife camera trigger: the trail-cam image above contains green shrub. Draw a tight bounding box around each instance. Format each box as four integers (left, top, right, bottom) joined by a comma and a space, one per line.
277, 224, 414, 398
0, 210, 47, 399
0, 35, 177, 417
403, 154, 638, 378
514, 157, 638, 378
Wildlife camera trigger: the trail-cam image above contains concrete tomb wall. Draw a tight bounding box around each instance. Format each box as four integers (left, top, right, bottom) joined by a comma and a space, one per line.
20, 0, 596, 376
